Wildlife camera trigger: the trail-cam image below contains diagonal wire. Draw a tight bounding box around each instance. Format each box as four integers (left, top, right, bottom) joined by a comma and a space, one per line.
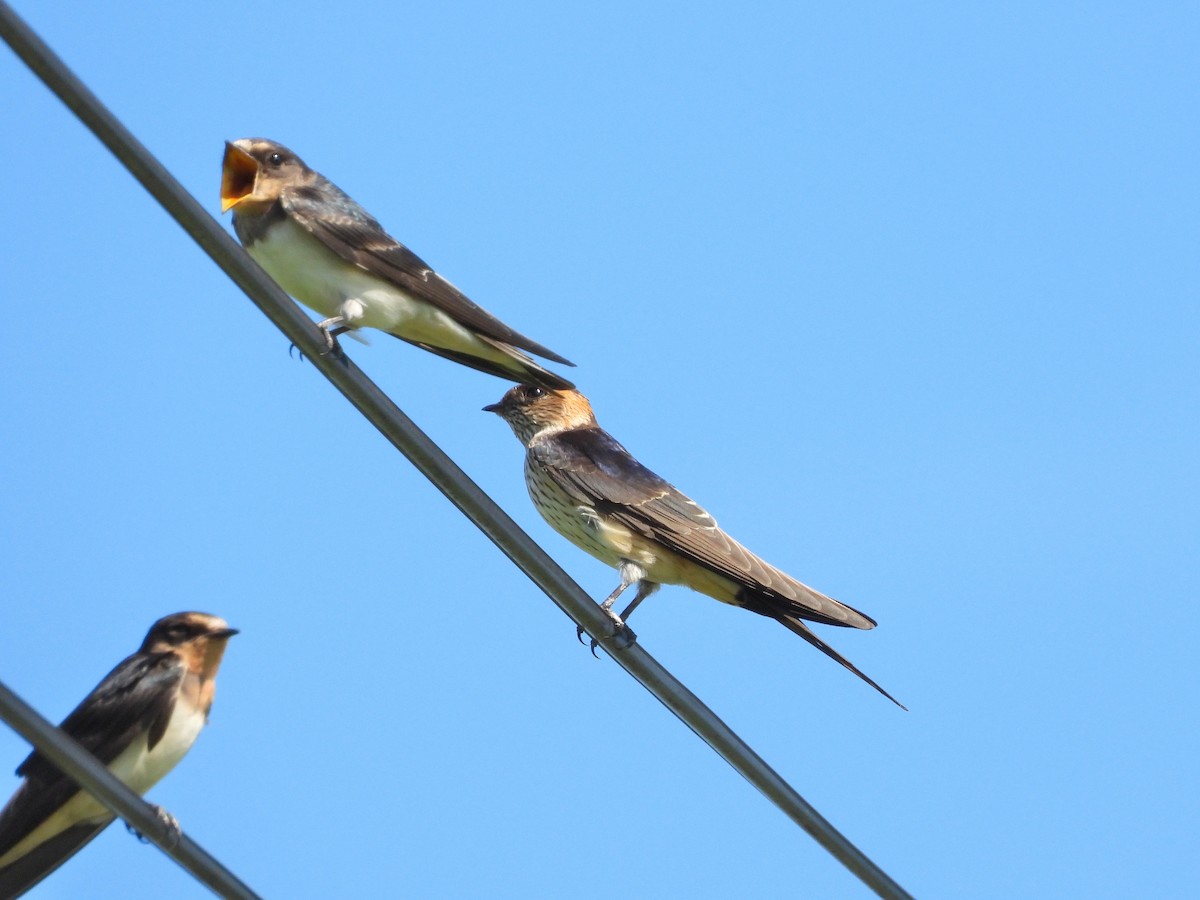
0, 4, 913, 898
0, 679, 261, 900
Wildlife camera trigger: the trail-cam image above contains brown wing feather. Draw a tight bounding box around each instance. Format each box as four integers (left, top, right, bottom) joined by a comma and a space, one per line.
536, 431, 875, 629
281, 186, 574, 365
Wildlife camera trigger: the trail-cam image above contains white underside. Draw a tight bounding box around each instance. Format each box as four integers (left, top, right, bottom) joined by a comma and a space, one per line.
249, 218, 516, 367
0, 700, 205, 867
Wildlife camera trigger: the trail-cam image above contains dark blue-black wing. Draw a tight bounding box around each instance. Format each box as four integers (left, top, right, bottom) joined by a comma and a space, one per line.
0, 653, 182, 886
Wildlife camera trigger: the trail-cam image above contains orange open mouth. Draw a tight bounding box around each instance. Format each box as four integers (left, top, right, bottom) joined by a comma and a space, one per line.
220, 143, 260, 212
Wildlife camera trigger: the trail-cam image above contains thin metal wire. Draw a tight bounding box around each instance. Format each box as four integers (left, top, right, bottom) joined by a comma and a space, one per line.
0, 4, 913, 897
0, 679, 262, 900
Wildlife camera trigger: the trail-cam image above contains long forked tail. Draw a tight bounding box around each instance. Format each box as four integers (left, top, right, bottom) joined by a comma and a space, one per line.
778, 615, 907, 710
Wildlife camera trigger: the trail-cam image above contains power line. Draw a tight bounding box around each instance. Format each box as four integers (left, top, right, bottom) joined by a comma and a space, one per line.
0, 679, 262, 900
0, 4, 913, 897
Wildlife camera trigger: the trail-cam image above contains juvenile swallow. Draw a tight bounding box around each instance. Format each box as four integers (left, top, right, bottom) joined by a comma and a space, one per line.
220, 138, 576, 389
0, 612, 237, 896
485, 386, 903, 708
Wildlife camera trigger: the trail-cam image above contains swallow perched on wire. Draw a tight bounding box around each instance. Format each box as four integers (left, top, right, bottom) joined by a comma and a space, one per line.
220, 138, 576, 389
0, 612, 238, 897
485, 386, 903, 708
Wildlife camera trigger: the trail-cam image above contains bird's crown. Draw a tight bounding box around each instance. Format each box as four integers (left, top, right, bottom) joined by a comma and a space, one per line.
140, 612, 238, 653
485, 385, 597, 445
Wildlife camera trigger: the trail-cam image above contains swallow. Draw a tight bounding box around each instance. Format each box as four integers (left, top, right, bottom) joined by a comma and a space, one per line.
485, 386, 904, 708
220, 138, 576, 389
0, 612, 238, 897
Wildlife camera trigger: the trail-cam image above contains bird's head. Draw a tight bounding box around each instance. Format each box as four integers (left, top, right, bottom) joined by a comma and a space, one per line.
221, 138, 309, 213
142, 612, 239, 679
484, 385, 597, 446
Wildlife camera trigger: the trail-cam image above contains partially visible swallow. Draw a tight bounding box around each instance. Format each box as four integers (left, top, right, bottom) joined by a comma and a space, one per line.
485, 386, 904, 708
0, 612, 238, 897
221, 138, 576, 389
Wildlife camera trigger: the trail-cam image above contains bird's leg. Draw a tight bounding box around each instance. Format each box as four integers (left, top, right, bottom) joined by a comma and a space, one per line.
315, 316, 350, 354
579, 562, 648, 657
599, 580, 634, 616
605, 561, 650, 623
291, 323, 352, 360
125, 805, 181, 849
576, 575, 634, 647
617, 581, 660, 623
590, 578, 657, 657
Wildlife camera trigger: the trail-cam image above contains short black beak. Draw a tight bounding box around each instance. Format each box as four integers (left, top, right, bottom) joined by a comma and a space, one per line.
211, 627, 240, 639
482, 403, 503, 414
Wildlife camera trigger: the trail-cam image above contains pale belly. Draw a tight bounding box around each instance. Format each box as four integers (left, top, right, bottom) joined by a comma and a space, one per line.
0, 701, 206, 867
116, 699, 207, 795
248, 218, 499, 358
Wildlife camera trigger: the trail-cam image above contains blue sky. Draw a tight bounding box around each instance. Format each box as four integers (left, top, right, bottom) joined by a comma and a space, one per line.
2, 1, 1197, 897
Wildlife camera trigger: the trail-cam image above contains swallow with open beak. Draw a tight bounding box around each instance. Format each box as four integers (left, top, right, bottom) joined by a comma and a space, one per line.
486, 385, 904, 708
221, 138, 576, 389
0, 612, 238, 897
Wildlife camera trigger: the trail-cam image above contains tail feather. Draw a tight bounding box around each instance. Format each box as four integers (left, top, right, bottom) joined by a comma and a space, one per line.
730, 567, 876, 630
736, 585, 875, 631
778, 585, 876, 630
502, 332, 574, 367
0, 820, 110, 898
777, 615, 906, 710
391, 335, 575, 390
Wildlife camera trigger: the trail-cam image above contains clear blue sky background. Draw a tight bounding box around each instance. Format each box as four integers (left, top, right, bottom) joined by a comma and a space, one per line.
2, 2, 1197, 897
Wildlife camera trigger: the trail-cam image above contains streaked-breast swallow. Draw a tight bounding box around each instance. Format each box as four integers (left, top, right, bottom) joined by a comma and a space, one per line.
0, 612, 238, 897
485, 386, 903, 708
221, 138, 575, 389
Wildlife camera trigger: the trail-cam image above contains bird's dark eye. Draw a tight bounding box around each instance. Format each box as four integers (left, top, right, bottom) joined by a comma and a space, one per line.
524, 386, 545, 401
165, 624, 192, 641
267, 152, 285, 167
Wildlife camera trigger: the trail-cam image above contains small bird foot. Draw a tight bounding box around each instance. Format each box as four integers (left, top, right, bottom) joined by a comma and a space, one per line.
576, 611, 636, 657
574, 625, 603, 658
156, 806, 183, 849
321, 327, 349, 356
125, 805, 181, 848
314, 317, 352, 357
291, 332, 353, 364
